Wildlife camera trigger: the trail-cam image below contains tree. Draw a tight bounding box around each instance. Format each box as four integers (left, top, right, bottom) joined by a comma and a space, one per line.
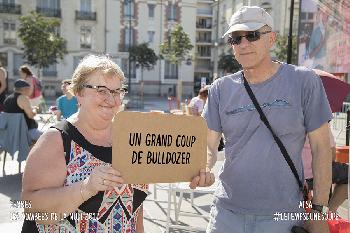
218, 54, 242, 75
160, 25, 193, 101
272, 35, 298, 65
129, 43, 158, 105
18, 11, 67, 78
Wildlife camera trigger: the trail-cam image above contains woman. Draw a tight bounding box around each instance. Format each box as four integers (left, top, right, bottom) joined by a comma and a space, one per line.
19, 65, 43, 108
21, 55, 148, 233
188, 85, 209, 116
0, 61, 7, 111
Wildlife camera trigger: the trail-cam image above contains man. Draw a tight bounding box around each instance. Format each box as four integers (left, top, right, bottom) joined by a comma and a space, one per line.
3, 79, 42, 142
190, 6, 332, 233
54, 79, 78, 120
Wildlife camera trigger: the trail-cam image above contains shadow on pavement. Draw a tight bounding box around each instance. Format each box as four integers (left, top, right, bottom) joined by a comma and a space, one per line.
0, 173, 22, 200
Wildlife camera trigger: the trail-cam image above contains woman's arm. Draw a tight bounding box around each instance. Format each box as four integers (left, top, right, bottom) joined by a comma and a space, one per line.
0, 68, 6, 95
22, 128, 125, 225
22, 129, 88, 224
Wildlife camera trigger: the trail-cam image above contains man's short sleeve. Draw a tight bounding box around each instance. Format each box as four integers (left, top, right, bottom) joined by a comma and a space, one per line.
203, 82, 222, 133
303, 71, 332, 133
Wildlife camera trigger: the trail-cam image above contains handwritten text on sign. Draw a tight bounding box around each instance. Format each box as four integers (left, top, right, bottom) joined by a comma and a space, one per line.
129, 133, 196, 164
112, 112, 207, 183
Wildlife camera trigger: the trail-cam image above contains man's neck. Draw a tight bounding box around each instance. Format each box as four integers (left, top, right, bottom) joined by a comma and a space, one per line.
243, 60, 281, 84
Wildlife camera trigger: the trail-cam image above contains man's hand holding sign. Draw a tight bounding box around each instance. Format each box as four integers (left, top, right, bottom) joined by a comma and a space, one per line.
112, 111, 215, 186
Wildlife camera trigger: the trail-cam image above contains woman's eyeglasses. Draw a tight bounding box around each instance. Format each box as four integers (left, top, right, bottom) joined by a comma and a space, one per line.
228, 30, 271, 45
82, 84, 127, 99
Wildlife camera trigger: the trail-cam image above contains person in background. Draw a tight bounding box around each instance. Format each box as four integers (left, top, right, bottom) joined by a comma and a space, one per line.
3, 79, 42, 142
54, 79, 78, 120
19, 65, 43, 109
302, 127, 348, 213
0, 61, 7, 111
21, 55, 147, 233
188, 85, 209, 116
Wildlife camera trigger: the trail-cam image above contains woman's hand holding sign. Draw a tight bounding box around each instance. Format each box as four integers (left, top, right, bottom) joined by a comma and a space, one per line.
81, 166, 124, 200
189, 168, 215, 189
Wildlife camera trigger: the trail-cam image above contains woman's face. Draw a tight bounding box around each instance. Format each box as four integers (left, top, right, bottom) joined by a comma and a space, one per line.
19, 70, 26, 79
77, 71, 123, 124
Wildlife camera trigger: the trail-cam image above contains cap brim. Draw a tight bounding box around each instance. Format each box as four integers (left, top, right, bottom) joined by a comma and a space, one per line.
222, 22, 265, 38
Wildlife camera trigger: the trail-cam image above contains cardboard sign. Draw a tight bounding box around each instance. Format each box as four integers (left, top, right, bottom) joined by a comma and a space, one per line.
112, 111, 207, 184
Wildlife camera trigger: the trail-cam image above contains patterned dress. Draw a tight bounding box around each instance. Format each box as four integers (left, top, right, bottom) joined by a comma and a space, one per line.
22, 121, 148, 233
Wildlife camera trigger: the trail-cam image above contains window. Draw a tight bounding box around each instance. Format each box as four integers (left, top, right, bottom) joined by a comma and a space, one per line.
124, 0, 134, 17
73, 56, 83, 70
80, 0, 91, 12
80, 26, 92, 49
148, 4, 155, 18
43, 63, 57, 76
165, 60, 178, 79
13, 53, 24, 75
198, 46, 211, 57
168, 3, 176, 20
148, 31, 155, 43
37, 0, 60, 9
124, 27, 134, 50
1, 0, 15, 5
3, 21, 16, 45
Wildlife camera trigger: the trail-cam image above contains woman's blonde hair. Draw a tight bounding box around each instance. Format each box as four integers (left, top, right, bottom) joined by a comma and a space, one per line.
70, 54, 125, 95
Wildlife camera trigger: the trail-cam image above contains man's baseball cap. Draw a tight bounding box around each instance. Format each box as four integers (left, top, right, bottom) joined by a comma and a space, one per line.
14, 79, 30, 88
222, 6, 274, 38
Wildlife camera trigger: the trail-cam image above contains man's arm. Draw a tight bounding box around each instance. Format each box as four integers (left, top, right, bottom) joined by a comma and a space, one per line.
309, 122, 332, 206
306, 122, 332, 233
18, 95, 37, 119
190, 129, 221, 189
206, 129, 222, 170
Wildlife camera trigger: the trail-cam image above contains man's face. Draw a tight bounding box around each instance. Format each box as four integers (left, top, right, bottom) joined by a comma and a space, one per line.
61, 82, 70, 94
230, 27, 275, 69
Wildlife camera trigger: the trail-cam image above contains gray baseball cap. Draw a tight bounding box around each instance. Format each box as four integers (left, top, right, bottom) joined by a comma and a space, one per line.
222, 6, 274, 38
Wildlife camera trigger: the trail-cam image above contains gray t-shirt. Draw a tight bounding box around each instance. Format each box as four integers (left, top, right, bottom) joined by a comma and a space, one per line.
203, 63, 332, 215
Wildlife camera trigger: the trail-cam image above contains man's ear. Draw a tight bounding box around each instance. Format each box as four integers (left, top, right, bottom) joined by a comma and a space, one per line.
269, 32, 277, 47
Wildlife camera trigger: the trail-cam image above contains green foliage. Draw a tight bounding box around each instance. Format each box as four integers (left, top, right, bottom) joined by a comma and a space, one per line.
129, 43, 158, 70
272, 35, 297, 64
218, 54, 242, 74
18, 11, 67, 70
160, 25, 193, 64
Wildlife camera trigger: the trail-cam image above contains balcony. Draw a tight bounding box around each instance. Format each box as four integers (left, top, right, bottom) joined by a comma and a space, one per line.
196, 38, 212, 44
81, 43, 91, 49
3, 38, 16, 45
36, 7, 61, 18
0, 3, 21, 14
75, 11, 97, 21
43, 70, 57, 76
164, 74, 178, 80
196, 23, 212, 29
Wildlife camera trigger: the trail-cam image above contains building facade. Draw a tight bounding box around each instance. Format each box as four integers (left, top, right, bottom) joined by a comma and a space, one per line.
0, 0, 200, 98
0, 0, 301, 98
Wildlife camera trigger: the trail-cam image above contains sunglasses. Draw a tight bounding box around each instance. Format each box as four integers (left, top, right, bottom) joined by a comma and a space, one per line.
228, 30, 271, 45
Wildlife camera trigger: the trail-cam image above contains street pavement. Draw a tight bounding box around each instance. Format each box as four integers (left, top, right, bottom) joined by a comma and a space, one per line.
0, 96, 349, 232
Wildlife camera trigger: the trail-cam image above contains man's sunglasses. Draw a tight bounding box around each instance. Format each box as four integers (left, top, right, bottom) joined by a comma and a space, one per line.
228, 30, 271, 45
